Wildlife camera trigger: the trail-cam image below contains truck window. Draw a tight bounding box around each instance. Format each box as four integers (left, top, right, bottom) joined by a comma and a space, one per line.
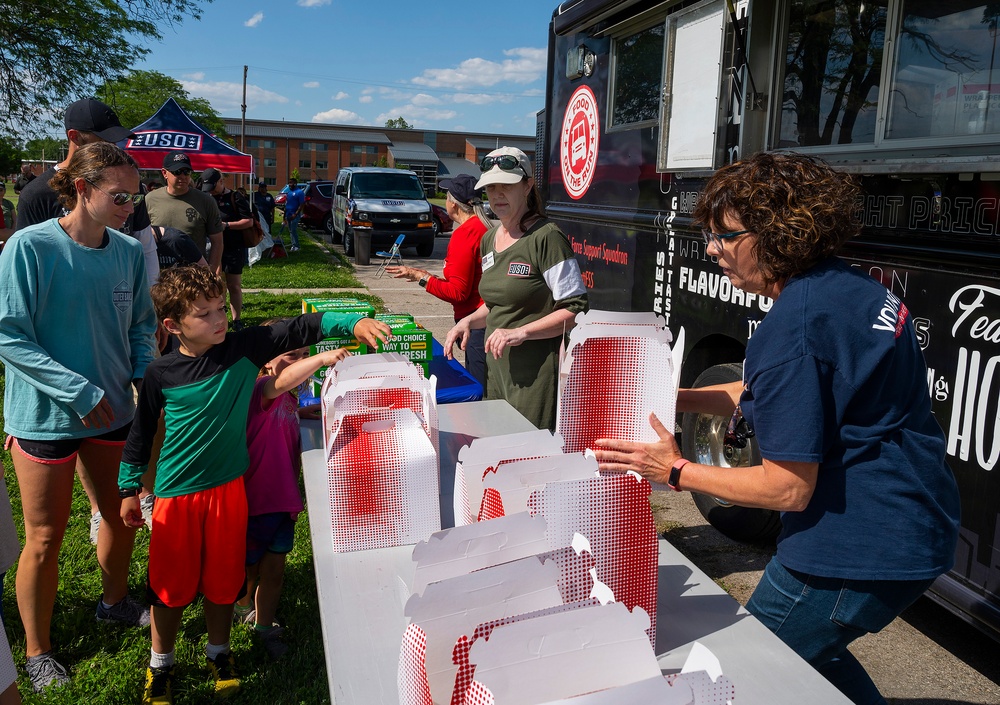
887, 2, 1000, 140
352, 173, 425, 200
778, 0, 888, 148
610, 22, 665, 128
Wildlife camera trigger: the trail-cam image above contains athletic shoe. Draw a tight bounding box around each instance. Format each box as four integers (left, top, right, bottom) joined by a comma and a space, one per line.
289, 245, 300, 252
25, 651, 70, 693
206, 652, 241, 698
255, 625, 289, 660
89, 511, 102, 545
233, 605, 255, 625
140, 494, 156, 529
143, 665, 175, 705
96, 595, 151, 627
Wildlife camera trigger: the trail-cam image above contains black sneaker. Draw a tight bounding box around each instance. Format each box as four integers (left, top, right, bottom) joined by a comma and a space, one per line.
96, 595, 151, 627
25, 651, 70, 693
143, 665, 175, 705
256, 625, 289, 660
206, 651, 240, 698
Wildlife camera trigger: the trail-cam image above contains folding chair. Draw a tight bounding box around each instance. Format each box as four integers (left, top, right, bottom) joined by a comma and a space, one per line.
375, 234, 406, 278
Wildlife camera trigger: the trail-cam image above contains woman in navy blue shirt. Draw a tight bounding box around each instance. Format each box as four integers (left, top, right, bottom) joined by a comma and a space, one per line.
596, 152, 960, 705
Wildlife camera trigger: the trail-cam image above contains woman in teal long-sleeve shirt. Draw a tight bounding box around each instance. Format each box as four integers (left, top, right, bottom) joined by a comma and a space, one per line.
0, 142, 157, 693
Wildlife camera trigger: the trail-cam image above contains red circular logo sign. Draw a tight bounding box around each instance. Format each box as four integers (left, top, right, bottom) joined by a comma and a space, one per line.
560, 86, 600, 200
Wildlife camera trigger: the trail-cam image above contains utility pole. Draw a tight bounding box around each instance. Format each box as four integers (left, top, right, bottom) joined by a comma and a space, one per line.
241, 64, 248, 188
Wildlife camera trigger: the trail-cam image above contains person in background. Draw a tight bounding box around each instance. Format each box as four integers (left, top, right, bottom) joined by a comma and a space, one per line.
443, 147, 588, 430
118, 266, 389, 703
13, 165, 34, 194
14, 97, 157, 542
388, 174, 491, 386
201, 168, 253, 330
0, 182, 14, 245
594, 152, 960, 705
0, 142, 156, 693
234, 331, 351, 659
253, 180, 275, 229
145, 151, 224, 274
282, 177, 304, 253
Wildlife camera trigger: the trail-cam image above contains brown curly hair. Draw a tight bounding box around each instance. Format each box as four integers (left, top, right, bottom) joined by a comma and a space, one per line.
693, 152, 861, 284
151, 266, 225, 325
48, 142, 138, 211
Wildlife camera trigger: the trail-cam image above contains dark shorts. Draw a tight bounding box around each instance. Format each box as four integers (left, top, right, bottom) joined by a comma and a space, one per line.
245, 512, 296, 565
221, 230, 249, 275
9, 423, 132, 464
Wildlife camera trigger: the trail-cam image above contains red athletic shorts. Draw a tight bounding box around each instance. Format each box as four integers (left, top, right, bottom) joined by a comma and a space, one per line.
147, 476, 248, 608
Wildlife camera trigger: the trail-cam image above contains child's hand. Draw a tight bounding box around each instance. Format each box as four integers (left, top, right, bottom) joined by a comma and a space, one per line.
314, 348, 351, 368
353, 318, 392, 347
298, 403, 321, 420
120, 496, 144, 529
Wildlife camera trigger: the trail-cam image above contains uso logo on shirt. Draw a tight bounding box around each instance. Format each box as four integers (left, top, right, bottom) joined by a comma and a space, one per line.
508, 262, 531, 277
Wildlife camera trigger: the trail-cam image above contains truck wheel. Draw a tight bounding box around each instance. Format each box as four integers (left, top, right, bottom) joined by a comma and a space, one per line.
323, 213, 334, 241
344, 226, 355, 256
681, 363, 782, 543
415, 239, 434, 257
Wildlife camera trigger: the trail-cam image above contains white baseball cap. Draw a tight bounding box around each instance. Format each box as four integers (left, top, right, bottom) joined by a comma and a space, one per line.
475, 147, 532, 189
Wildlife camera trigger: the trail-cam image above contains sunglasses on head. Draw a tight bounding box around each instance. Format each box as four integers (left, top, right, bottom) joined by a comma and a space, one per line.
86, 180, 144, 206
480, 154, 529, 178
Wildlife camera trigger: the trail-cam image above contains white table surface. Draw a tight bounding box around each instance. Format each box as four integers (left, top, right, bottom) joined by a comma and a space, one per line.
302, 400, 851, 705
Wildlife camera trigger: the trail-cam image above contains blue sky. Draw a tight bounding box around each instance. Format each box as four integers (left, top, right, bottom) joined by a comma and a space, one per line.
133, 0, 556, 136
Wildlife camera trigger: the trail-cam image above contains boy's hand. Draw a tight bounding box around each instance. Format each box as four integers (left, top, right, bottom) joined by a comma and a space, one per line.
120, 496, 144, 528
353, 318, 392, 348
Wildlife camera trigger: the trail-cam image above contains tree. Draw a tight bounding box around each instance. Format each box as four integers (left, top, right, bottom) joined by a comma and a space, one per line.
0, 1, 208, 135
0, 136, 22, 176
23, 136, 67, 163
384, 116, 413, 129
96, 70, 228, 137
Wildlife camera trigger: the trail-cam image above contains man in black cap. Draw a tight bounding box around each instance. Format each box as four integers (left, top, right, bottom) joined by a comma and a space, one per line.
253, 179, 275, 229
145, 151, 224, 273
202, 168, 253, 329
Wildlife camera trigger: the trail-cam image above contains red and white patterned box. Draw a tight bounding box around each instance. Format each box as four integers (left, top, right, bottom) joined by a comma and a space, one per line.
478, 453, 597, 521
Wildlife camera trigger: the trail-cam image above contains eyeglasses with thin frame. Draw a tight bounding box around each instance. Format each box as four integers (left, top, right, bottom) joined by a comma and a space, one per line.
480, 154, 529, 179
86, 180, 144, 206
701, 228, 750, 250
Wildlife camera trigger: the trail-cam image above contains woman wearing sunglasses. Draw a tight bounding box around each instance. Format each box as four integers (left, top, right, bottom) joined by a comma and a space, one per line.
444, 147, 587, 431
595, 152, 959, 705
0, 142, 157, 693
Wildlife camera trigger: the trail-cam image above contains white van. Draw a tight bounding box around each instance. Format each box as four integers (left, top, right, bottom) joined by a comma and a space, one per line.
332, 167, 436, 257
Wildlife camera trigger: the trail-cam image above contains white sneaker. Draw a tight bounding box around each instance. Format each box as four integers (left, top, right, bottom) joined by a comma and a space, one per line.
139, 494, 155, 529
289, 245, 300, 252
89, 511, 102, 545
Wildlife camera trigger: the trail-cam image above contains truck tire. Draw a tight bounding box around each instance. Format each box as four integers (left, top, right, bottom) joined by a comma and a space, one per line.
415, 239, 434, 257
681, 363, 782, 543
344, 226, 355, 257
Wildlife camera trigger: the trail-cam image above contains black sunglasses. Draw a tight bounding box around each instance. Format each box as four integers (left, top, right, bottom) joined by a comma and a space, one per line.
480, 154, 529, 179
86, 180, 144, 206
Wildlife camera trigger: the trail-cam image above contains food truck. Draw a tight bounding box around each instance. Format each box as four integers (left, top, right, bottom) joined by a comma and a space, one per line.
538, 0, 1000, 640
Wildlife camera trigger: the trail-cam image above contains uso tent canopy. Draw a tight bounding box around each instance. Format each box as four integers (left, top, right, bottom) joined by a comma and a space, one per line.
121, 97, 254, 173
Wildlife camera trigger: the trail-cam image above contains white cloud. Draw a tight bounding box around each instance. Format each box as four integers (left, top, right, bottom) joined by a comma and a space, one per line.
332, 91, 349, 100
313, 108, 367, 125
376, 105, 458, 128
297, 0, 331, 6
410, 93, 440, 107
303, 81, 320, 88
361, 86, 413, 102
244, 12, 264, 27
184, 72, 206, 81
452, 92, 513, 105
358, 95, 373, 104
411, 47, 546, 89
181, 80, 289, 113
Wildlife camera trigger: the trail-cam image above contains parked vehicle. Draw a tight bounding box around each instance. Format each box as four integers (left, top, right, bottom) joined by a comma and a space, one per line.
332, 167, 436, 257
539, 0, 1000, 640
430, 203, 452, 236
301, 180, 335, 236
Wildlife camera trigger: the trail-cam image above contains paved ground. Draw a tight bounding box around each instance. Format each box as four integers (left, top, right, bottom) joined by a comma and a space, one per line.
330, 231, 1000, 705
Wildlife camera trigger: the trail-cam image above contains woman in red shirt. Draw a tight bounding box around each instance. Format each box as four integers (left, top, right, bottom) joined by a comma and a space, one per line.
388, 174, 492, 385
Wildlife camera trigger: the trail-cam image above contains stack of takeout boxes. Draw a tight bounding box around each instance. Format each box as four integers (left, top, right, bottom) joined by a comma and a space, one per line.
320, 352, 440, 553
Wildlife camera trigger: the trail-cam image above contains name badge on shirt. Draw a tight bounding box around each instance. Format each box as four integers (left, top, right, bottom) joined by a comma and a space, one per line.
482, 252, 495, 271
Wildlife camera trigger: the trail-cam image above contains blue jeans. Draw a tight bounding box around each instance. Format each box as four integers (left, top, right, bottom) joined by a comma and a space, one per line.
285, 213, 301, 247
747, 557, 934, 705
464, 327, 486, 389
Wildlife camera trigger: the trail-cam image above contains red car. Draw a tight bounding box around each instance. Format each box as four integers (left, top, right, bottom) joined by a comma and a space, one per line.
431, 203, 452, 236
276, 181, 335, 236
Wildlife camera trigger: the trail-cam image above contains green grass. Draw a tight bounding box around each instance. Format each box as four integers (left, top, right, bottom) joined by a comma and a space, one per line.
242, 229, 362, 290
0, 288, 386, 703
